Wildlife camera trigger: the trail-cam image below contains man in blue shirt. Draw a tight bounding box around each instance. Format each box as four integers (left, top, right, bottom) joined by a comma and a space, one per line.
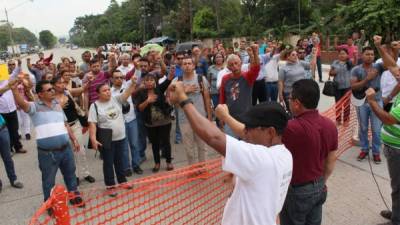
351, 46, 385, 164
10, 79, 84, 206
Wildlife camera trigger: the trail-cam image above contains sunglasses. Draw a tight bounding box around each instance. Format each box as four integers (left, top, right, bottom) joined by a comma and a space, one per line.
8, 64, 15, 66
43, 88, 55, 93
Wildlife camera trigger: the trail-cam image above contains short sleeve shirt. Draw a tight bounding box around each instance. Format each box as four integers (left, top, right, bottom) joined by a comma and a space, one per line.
174, 74, 209, 123
88, 97, 126, 141
351, 63, 384, 101
222, 135, 293, 225
279, 61, 309, 93
331, 60, 352, 89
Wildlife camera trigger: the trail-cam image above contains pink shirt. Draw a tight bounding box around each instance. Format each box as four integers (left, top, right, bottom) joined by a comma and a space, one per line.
337, 44, 358, 61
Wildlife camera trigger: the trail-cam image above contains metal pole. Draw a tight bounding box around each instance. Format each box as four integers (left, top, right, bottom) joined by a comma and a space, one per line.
5, 8, 15, 55
142, 0, 146, 43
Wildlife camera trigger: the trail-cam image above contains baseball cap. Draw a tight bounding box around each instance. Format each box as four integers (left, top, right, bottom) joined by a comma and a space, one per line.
237, 102, 289, 131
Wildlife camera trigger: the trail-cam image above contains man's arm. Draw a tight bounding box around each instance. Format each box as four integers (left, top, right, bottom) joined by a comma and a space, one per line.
366, 88, 398, 125
65, 122, 79, 152
243, 45, 261, 84
119, 77, 137, 102
324, 151, 337, 182
215, 104, 245, 138
9, 80, 30, 112
203, 86, 213, 121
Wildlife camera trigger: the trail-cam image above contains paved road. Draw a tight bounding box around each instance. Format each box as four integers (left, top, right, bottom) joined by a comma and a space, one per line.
0, 48, 393, 225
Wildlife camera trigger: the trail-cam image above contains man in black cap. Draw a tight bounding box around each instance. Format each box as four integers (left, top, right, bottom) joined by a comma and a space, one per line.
216, 79, 338, 225
167, 81, 293, 225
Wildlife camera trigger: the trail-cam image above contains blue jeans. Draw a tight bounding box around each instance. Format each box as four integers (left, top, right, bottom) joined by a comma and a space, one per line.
0, 128, 17, 183
280, 177, 327, 225
175, 109, 182, 143
125, 119, 141, 168
356, 101, 383, 155
136, 111, 147, 158
265, 81, 278, 102
37, 145, 78, 201
102, 138, 128, 187
211, 94, 219, 108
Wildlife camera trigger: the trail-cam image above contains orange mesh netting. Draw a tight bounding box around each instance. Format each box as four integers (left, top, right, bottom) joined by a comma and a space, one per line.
29, 91, 358, 225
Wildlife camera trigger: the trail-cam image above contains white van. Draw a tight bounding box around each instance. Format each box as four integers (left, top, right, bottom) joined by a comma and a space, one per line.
120, 42, 132, 52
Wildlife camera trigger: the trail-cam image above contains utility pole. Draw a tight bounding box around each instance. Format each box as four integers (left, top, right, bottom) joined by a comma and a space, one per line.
5, 8, 15, 55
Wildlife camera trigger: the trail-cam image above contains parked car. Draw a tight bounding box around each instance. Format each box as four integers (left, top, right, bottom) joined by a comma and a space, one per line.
0, 51, 9, 61
120, 42, 132, 52
71, 45, 79, 50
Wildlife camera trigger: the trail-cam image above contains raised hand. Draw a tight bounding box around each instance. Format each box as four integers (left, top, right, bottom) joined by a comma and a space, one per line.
373, 35, 382, 46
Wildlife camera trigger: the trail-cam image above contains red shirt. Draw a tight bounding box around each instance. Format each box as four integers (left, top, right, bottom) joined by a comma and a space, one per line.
282, 110, 338, 185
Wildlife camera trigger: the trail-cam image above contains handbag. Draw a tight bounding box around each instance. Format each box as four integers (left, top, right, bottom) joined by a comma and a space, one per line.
88, 103, 112, 154
322, 76, 337, 97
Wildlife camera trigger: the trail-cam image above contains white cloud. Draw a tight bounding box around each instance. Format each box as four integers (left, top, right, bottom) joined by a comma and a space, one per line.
0, 0, 124, 37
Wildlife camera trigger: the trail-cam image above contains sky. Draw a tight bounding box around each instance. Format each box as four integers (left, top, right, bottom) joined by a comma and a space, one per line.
0, 0, 124, 37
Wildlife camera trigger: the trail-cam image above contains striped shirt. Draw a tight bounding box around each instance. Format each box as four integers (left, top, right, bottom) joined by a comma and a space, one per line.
28, 100, 70, 150
83, 71, 111, 105
381, 96, 400, 148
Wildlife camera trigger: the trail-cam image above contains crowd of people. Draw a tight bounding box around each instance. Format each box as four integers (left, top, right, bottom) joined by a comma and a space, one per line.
0, 30, 399, 225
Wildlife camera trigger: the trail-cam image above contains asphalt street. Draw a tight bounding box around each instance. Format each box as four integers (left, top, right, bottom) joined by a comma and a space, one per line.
0, 47, 393, 225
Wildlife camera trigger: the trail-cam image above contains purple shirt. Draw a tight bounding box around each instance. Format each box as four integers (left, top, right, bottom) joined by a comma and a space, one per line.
83, 71, 110, 105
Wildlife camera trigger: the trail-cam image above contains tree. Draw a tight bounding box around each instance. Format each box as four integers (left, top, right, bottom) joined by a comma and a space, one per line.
0, 26, 37, 49
193, 7, 217, 38
335, 0, 400, 42
39, 30, 57, 49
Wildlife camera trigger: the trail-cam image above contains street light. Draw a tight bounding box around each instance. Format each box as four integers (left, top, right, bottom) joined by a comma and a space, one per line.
3, 0, 34, 55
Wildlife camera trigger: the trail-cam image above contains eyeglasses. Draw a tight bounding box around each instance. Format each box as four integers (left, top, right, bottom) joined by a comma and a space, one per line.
43, 88, 55, 93
290, 53, 298, 57
8, 64, 15, 66
298, 52, 305, 54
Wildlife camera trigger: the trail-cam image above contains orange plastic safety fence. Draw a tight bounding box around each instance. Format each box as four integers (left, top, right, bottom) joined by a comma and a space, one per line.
29, 91, 359, 225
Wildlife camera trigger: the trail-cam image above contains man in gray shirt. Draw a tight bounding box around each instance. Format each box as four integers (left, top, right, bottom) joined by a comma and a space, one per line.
173, 56, 212, 165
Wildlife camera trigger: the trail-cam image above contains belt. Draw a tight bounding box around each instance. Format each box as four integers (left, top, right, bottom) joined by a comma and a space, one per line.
38, 144, 69, 152
291, 177, 324, 188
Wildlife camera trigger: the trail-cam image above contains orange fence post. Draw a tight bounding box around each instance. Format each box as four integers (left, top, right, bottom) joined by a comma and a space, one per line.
50, 185, 71, 225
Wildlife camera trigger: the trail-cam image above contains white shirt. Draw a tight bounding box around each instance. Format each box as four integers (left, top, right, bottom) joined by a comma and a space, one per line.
117, 64, 134, 76
110, 81, 136, 122
377, 58, 400, 102
264, 54, 280, 82
221, 135, 293, 225
0, 67, 21, 113
216, 64, 249, 91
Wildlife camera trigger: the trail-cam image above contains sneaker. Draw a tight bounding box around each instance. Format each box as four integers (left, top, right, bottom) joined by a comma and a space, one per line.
69, 196, 85, 208
125, 169, 133, 177
373, 154, 382, 164
120, 183, 133, 190
133, 166, 143, 175
106, 187, 118, 197
357, 151, 368, 161
84, 175, 95, 183
11, 181, 23, 189
380, 210, 392, 220
25, 133, 31, 140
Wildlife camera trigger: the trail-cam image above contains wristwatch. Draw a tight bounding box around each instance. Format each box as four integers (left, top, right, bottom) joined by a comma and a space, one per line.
179, 98, 193, 108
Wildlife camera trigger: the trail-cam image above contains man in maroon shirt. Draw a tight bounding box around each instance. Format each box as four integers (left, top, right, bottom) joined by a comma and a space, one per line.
219, 44, 260, 136
280, 79, 338, 225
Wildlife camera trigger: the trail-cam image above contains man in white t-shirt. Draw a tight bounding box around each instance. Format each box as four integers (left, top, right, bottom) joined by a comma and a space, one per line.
167, 81, 293, 225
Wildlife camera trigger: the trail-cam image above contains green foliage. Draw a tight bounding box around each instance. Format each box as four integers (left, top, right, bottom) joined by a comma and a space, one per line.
193, 7, 217, 38
39, 30, 57, 49
0, 26, 37, 50
335, 0, 400, 42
